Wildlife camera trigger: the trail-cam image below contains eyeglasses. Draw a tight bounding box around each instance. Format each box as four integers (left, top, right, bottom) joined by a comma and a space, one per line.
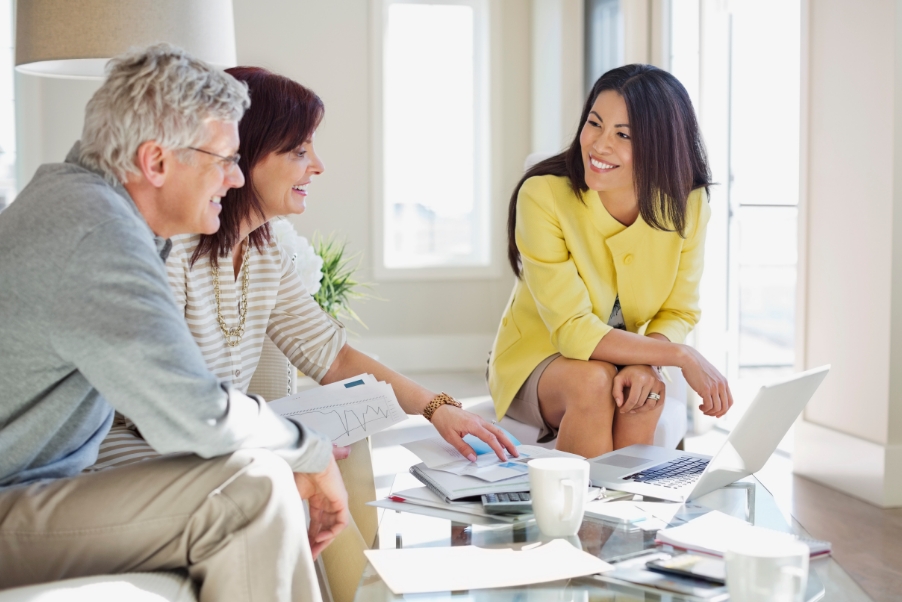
185, 146, 241, 168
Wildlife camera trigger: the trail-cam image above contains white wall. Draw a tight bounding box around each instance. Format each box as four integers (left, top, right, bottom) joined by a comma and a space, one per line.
793, 0, 902, 507
15, 75, 100, 186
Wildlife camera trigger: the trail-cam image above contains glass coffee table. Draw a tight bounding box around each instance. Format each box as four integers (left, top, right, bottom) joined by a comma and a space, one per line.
354, 476, 872, 601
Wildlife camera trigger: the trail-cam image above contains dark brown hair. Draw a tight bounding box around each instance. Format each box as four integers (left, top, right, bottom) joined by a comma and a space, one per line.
191, 67, 324, 266
507, 64, 712, 277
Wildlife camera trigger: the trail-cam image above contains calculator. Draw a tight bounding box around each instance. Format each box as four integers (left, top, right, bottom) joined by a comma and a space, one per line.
480, 491, 532, 514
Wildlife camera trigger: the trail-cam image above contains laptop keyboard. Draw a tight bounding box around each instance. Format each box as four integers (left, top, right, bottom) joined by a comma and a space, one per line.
623, 456, 710, 489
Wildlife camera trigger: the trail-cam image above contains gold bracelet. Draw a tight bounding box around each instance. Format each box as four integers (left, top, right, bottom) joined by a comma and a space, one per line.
422, 392, 462, 422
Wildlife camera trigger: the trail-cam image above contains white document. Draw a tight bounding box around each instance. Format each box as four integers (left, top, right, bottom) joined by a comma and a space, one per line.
403, 438, 581, 482
268, 375, 406, 446
403, 436, 506, 467
655, 510, 832, 557
584, 500, 709, 531
632, 501, 710, 525
364, 539, 613, 594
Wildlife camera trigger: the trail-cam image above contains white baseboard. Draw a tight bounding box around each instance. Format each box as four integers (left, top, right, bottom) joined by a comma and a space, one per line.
794, 419, 902, 508
350, 334, 495, 373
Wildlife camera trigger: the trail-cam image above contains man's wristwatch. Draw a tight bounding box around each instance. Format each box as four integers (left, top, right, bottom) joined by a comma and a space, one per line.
422, 392, 462, 422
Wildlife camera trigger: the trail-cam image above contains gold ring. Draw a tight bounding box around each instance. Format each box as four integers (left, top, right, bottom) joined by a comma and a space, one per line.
647, 392, 661, 401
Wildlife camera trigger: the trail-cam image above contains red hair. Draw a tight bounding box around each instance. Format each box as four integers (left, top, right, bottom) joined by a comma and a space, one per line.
192, 67, 324, 266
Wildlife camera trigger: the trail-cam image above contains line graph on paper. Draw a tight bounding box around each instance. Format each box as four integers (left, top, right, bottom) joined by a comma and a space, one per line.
287, 398, 403, 445
269, 381, 407, 446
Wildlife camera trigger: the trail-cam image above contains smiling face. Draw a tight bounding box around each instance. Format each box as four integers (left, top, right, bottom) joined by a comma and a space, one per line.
579, 90, 634, 196
251, 135, 325, 221
159, 119, 245, 236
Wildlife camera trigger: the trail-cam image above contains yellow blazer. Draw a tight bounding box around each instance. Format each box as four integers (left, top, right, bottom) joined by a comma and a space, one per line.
488, 175, 711, 419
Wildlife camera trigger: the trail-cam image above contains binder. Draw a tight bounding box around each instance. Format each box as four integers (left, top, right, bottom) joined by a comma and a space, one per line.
409, 462, 530, 503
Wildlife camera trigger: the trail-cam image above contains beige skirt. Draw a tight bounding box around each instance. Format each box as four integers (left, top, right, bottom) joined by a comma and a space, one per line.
505, 353, 562, 443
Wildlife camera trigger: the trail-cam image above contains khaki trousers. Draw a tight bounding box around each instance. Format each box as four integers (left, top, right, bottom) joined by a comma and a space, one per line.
0, 449, 321, 602
319, 438, 379, 602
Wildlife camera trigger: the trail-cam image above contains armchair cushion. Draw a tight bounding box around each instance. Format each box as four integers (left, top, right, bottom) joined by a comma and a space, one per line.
0, 572, 196, 602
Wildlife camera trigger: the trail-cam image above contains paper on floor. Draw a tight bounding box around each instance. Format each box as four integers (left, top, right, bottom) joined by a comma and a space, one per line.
364, 539, 613, 594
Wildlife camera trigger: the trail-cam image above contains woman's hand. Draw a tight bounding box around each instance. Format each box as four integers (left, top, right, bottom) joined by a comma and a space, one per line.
613, 365, 666, 413
678, 346, 733, 417
429, 405, 519, 462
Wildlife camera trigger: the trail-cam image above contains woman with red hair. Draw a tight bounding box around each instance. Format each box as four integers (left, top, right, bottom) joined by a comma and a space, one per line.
176, 67, 514, 466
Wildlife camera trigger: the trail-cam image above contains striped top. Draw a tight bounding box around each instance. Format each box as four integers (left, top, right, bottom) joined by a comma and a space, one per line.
167, 232, 346, 388
86, 231, 346, 472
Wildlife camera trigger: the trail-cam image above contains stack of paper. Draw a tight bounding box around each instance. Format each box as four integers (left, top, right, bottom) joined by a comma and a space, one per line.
368, 486, 533, 524
655, 510, 832, 557
364, 539, 613, 594
403, 436, 581, 482
268, 374, 406, 446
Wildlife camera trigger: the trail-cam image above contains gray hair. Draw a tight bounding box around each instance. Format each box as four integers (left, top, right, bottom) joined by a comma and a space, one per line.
79, 43, 250, 183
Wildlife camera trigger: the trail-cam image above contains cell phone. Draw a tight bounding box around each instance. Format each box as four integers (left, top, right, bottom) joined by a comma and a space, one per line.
645, 554, 726, 585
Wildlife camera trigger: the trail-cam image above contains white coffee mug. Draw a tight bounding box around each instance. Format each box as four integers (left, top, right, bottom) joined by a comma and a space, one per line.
528, 458, 589, 537
725, 536, 809, 602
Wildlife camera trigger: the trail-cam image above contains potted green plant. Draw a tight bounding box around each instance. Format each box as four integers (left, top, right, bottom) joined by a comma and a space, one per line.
271, 218, 374, 330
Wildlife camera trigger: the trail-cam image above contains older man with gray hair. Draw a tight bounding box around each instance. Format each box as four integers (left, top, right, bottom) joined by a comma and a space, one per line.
0, 44, 347, 601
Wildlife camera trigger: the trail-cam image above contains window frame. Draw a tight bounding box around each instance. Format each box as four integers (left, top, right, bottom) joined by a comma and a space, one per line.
370, 0, 498, 281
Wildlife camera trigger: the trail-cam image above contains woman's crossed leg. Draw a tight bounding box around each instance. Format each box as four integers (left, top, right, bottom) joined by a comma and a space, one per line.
537, 357, 665, 458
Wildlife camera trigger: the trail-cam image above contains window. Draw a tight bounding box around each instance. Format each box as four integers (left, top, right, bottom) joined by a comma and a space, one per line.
671, 0, 801, 432
729, 0, 800, 379
584, 0, 623, 92
0, 0, 15, 211
374, 0, 491, 278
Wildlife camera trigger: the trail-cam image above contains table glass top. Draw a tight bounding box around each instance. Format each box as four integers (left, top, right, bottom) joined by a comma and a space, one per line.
354, 476, 872, 601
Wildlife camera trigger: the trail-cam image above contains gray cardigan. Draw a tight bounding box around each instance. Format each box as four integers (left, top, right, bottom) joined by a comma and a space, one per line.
0, 144, 331, 487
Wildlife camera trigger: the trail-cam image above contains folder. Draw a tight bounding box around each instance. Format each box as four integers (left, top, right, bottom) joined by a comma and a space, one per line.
410, 462, 530, 503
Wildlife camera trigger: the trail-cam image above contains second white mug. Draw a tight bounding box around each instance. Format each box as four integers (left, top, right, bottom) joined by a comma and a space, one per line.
725, 536, 809, 602
528, 457, 590, 537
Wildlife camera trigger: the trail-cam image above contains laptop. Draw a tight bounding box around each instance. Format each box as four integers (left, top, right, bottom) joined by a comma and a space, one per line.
588, 365, 830, 502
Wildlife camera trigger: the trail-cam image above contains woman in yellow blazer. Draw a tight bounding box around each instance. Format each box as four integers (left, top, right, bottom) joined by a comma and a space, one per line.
488, 64, 733, 458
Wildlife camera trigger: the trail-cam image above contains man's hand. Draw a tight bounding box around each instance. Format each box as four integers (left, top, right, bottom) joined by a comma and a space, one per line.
332, 444, 351, 461
613, 365, 666, 413
429, 405, 518, 462
293, 457, 349, 559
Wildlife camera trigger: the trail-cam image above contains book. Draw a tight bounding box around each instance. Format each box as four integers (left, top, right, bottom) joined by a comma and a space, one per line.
655, 510, 832, 558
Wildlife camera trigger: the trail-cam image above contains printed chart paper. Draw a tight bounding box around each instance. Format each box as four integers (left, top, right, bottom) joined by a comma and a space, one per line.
268, 376, 406, 446
403, 438, 578, 482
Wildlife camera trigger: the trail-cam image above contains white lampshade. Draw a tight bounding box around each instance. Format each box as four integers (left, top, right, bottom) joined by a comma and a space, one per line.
15, 0, 237, 80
